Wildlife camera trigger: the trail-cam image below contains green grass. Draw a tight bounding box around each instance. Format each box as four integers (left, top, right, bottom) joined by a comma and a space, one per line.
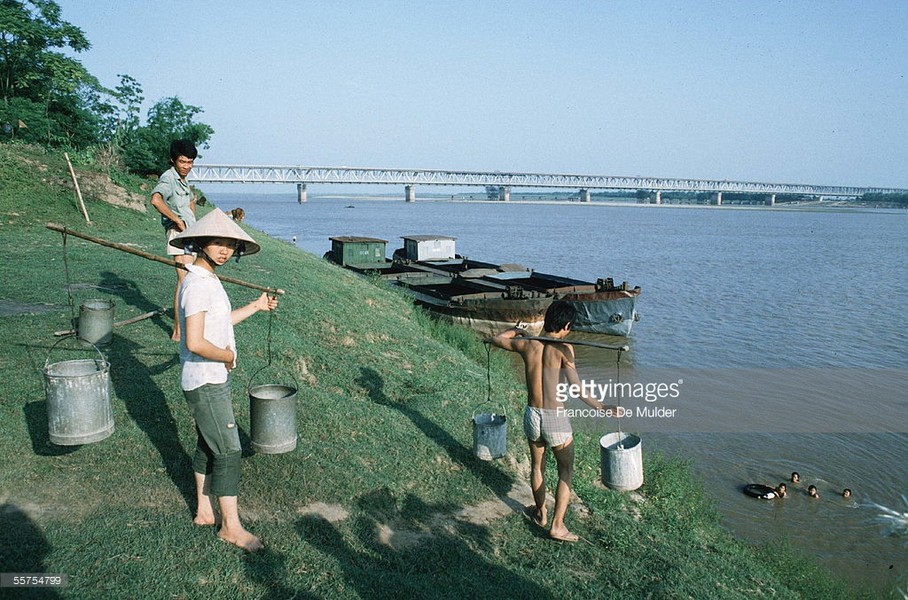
0, 142, 886, 598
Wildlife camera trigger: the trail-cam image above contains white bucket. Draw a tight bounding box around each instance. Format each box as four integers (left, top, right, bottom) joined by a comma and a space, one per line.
600, 432, 643, 491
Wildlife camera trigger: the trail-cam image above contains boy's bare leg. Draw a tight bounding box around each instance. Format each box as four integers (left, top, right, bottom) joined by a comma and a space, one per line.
217, 496, 263, 551
193, 472, 217, 526
549, 439, 578, 542
526, 439, 548, 526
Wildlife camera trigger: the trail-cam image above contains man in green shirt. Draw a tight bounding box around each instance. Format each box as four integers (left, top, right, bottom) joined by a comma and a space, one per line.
150, 139, 198, 341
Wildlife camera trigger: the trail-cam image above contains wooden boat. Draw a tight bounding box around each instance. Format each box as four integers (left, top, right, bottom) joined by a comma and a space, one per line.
326, 235, 641, 336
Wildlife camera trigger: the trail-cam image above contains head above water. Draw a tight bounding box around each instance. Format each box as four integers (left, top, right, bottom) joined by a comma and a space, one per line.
790, 472, 800, 483
543, 300, 576, 334
842, 488, 852, 498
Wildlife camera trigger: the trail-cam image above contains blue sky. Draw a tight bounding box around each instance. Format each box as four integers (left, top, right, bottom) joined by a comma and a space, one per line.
56, 1, 908, 188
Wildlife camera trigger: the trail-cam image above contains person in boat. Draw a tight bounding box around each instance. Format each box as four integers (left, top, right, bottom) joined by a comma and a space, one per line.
790, 472, 800, 483
808, 485, 820, 499
489, 301, 621, 543
150, 139, 199, 341
169, 208, 279, 552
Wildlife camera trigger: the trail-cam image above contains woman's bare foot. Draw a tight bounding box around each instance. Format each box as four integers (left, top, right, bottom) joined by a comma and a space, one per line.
193, 511, 217, 526
218, 525, 263, 551
548, 525, 578, 543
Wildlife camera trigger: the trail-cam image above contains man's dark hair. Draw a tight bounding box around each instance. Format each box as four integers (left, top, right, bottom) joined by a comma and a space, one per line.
170, 139, 198, 161
543, 300, 576, 333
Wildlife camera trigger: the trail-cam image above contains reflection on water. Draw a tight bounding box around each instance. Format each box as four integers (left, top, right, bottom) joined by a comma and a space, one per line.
232, 193, 908, 589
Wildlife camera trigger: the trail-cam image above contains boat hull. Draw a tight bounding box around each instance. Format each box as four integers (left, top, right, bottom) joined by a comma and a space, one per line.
327, 238, 640, 337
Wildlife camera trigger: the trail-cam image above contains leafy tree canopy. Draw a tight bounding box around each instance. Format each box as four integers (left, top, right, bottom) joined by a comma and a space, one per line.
1, 1, 214, 174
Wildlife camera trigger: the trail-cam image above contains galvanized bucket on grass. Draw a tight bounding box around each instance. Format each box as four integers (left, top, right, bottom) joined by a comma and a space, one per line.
43, 338, 114, 446
248, 368, 298, 454
472, 408, 507, 460
600, 432, 643, 491
78, 298, 115, 345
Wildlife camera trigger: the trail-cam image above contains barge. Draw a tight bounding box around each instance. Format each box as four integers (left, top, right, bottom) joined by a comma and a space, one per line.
326, 235, 641, 336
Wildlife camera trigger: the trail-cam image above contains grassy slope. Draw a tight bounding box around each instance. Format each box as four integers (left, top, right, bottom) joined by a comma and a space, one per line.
0, 144, 879, 599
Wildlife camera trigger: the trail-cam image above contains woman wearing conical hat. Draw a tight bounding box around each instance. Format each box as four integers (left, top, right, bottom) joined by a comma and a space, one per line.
170, 208, 277, 551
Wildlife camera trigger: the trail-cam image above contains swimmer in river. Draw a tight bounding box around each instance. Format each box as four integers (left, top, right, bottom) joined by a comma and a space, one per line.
842, 488, 852, 498
790, 472, 800, 483
776, 483, 787, 498
808, 485, 820, 499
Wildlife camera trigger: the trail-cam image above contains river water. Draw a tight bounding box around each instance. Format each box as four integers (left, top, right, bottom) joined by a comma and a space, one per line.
222, 192, 907, 591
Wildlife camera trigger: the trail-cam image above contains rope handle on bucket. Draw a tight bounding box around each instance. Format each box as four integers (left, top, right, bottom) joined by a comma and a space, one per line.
245, 307, 298, 394
44, 334, 106, 369
246, 364, 300, 395
473, 342, 508, 420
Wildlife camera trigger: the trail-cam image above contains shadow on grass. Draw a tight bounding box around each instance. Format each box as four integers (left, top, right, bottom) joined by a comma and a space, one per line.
23, 401, 79, 457
242, 547, 319, 600
97, 271, 170, 337
0, 503, 62, 599
356, 367, 514, 497
107, 333, 197, 513
296, 490, 548, 598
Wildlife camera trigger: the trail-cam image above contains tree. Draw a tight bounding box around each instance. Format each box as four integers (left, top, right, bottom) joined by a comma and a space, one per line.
121, 96, 214, 175
0, 0, 103, 146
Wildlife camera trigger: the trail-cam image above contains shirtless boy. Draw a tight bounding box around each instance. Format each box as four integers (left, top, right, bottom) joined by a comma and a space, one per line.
490, 300, 619, 542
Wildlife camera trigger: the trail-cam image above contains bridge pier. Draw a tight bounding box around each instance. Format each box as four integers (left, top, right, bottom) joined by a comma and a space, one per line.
405, 185, 416, 203
499, 186, 510, 202
297, 183, 307, 203
767, 194, 776, 206
579, 188, 590, 203
654, 190, 662, 205
713, 191, 723, 206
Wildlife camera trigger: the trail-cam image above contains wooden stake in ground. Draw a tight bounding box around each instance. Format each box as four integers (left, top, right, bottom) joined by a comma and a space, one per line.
45, 224, 286, 296
64, 152, 91, 224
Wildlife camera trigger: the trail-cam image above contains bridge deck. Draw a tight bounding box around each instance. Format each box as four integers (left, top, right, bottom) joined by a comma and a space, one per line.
188, 165, 907, 197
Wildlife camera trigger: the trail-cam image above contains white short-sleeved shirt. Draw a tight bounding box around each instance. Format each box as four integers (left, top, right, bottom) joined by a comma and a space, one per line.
178, 264, 236, 391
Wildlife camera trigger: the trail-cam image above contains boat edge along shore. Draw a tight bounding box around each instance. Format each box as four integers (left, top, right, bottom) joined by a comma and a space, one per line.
325, 235, 641, 336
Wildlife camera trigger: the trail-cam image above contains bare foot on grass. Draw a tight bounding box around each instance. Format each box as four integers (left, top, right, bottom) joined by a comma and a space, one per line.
193, 511, 217, 526
548, 525, 578, 543
219, 525, 263, 551
523, 505, 547, 528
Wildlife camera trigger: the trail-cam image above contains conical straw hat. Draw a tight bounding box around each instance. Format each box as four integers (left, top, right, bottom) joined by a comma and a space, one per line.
169, 208, 261, 255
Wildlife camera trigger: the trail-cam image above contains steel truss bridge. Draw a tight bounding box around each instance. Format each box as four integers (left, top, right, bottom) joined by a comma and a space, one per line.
188, 164, 907, 204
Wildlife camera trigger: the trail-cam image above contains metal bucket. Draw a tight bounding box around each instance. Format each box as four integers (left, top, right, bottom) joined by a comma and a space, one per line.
43, 341, 113, 446
78, 299, 115, 345
472, 412, 507, 460
249, 384, 298, 454
600, 432, 643, 491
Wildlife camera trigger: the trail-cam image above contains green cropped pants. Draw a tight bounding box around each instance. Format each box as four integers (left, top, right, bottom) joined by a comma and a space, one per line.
183, 381, 242, 497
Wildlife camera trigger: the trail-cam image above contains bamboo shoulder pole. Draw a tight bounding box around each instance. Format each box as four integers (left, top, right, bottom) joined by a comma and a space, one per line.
485, 334, 629, 352
46, 224, 286, 296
